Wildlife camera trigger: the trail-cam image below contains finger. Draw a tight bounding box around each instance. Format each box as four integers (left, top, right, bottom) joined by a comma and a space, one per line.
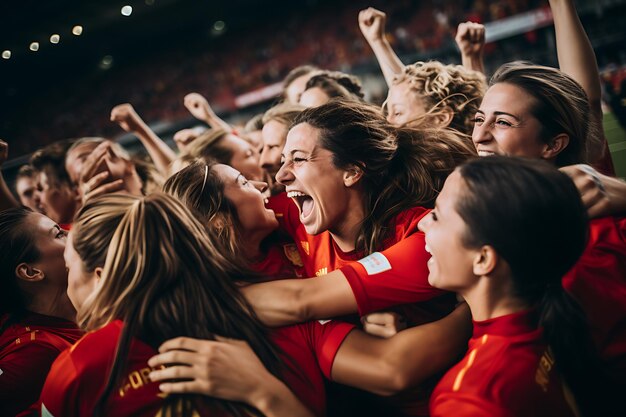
149, 365, 196, 382
363, 312, 395, 325
362, 322, 395, 338
86, 180, 125, 199
158, 336, 206, 353
157, 380, 207, 395
81, 143, 111, 181
147, 350, 205, 367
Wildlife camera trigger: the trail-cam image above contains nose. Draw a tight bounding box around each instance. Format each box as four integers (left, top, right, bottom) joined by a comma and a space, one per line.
251, 181, 268, 193
472, 122, 492, 147
259, 147, 271, 168
417, 212, 432, 233
275, 161, 293, 185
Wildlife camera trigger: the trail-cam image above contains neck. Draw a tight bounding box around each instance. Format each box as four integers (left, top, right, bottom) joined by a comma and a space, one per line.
27, 289, 76, 322
329, 198, 366, 253
462, 275, 528, 322
240, 228, 273, 260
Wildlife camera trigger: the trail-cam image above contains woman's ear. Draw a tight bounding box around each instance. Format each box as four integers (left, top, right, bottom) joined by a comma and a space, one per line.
541, 133, 570, 160
472, 245, 498, 276
94, 267, 104, 281
15, 263, 45, 282
432, 108, 454, 128
343, 165, 364, 187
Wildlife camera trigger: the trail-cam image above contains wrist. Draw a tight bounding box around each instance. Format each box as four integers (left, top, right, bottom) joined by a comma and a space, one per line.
249, 378, 282, 414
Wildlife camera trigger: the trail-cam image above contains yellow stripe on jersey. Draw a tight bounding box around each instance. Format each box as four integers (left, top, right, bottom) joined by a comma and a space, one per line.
453, 334, 489, 391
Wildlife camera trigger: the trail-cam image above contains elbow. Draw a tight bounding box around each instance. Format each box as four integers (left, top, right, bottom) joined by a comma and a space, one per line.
292, 285, 314, 323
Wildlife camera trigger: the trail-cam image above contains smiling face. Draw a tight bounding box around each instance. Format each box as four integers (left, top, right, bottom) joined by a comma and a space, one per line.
219, 134, 264, 182
64, 232, 100, 310
418, 170, 479, 292
213, 164, 278, 235
275, 122, 359, 236
385, 81, 428, 127
472, 83, 548, 158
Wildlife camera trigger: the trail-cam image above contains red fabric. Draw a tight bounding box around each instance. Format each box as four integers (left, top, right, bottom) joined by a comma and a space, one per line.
268, 193, 454, 416
0, 312, 82, 417
430, 310, 577, 417
40, 318, 353, 417
250, 234, 306, 280
562, 216, 626, 384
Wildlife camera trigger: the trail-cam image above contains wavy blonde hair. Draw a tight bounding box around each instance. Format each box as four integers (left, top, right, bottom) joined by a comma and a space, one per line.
389, 61, 486, 135
73, 193, 283, 417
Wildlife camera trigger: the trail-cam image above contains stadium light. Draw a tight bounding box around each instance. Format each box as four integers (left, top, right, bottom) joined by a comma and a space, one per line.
72, 25, 83, 36
121, 6, 133, 16
50, 34, 60, 44
2, 50, 10, 60
29, 42, 39, 52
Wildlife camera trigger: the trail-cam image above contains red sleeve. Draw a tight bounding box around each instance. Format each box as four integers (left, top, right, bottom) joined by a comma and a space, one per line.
266, 193, 301, 238
0, 343, 65, 417
307, 321, 355, 380
430, 393, 511, 417
40, 349, 81, 417
339, 233, 446, 315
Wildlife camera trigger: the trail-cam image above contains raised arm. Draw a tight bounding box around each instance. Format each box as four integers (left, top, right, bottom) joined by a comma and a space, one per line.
0, 140, 21, 211
358, 7, 405, 87
549, 0, 610, 167
455, 22, 486, 74
183, 93, 233, 132
241, 270, 358, 326
110, 103, 177, 176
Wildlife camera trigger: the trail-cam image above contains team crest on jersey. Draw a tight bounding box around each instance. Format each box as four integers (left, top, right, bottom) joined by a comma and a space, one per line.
283, 244, 304, 267
300, 241, 310, 255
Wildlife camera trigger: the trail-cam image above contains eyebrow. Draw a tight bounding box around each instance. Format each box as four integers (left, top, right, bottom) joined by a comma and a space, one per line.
476, 109, 521, 120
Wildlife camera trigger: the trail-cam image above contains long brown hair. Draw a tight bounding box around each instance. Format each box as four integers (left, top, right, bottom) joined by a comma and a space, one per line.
293, 98, 477, 254
73, 193, 283, 417
163, 161, 243, 257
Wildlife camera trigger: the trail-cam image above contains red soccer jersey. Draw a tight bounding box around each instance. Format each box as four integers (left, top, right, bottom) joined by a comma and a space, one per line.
267, 193, 448, 308
250, 233, 306, 280
268, 193, 453, 417
430, 310, 578, 417
40, 319, 353, 417
562, 215, 626, 385
0, 312, 82, 417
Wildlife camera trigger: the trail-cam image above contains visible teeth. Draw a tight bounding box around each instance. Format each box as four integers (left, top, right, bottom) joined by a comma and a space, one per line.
478, 151, 495, 157
287, 191, 307, 198
264, 198, 269, 204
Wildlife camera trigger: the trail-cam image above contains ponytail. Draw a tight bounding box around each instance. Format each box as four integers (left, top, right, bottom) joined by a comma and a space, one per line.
362, 127, 476, 253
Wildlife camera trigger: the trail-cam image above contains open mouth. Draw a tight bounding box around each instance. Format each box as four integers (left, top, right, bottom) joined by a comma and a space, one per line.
287, 190, 314, 220
477, 150, 496, 157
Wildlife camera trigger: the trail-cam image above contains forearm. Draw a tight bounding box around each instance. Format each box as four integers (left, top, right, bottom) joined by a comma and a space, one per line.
242, 271, 358, 327
461, 54, 485, 75
132, 122, 177, 176
367, 39, 405, 87
550, 0, 601, 109
204, 109, 233, 133
252, 378, 315, 417
332, 303, 471, 395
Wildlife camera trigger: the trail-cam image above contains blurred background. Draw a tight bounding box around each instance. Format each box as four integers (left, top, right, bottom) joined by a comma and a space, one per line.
1, 0, 625, 181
